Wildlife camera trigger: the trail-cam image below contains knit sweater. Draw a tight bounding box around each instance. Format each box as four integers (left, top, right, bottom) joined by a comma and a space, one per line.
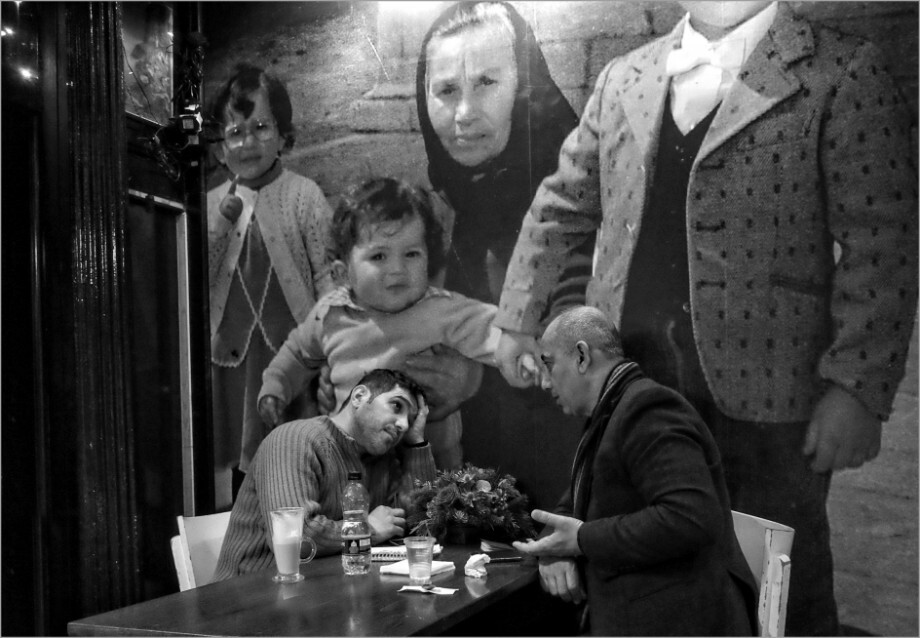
259, 286, 500, 411
213, 416, 437, 580
208, 168, 335, 337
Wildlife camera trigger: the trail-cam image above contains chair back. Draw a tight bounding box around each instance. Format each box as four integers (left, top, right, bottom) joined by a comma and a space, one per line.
732, 510, 794, 638
173, 512, 233, 591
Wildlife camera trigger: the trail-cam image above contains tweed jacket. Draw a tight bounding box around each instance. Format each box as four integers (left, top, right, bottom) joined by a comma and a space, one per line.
496, 4, 918, 423
559, 371, 756, 636
208, 168, 335, 336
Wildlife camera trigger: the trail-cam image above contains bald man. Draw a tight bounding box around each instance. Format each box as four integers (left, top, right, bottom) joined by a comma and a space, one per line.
514, 306, 756, 636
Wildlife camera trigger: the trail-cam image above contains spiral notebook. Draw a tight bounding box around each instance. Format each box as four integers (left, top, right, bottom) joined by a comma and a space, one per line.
371, 543, 443, 562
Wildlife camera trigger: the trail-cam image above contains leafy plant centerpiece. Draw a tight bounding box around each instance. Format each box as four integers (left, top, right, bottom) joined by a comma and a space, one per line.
406, 463, 536, 544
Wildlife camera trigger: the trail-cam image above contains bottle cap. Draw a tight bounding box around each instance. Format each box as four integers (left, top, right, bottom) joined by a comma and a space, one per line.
347, 471, 362, 480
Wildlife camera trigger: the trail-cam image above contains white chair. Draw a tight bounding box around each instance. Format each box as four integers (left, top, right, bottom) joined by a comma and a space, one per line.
171, 511, 233, 591
732, 510, 794, 638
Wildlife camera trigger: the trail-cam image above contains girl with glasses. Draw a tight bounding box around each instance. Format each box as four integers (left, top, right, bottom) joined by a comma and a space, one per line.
206, 63, 336, 509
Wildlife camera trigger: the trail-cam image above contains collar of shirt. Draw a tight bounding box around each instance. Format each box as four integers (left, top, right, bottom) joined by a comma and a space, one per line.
678, 1, 778, 83
324, 285, 452, 313
667, 2, 777, 134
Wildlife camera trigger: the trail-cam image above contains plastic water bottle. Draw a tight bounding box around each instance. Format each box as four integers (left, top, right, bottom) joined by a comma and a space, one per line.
341, 471, 371, 575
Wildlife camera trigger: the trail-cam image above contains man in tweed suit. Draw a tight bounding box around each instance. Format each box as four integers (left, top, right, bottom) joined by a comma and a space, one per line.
494, 2, 918, 635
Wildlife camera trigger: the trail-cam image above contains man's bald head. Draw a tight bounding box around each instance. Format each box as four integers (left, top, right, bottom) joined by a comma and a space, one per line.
542, 306, 624, 359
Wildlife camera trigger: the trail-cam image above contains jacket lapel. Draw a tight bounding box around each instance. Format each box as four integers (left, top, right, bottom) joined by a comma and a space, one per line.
620, 19, 684, 167
697, 3, 814, 163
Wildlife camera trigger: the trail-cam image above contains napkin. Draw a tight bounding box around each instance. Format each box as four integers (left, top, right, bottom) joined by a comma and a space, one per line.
464, 553, 491, 578
379, 559, 455, 577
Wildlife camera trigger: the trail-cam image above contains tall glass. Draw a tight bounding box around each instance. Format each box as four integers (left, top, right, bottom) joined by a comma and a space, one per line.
270, 507, 306, 583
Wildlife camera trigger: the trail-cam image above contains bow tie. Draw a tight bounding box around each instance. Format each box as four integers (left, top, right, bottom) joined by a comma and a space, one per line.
665, 38, 746, 77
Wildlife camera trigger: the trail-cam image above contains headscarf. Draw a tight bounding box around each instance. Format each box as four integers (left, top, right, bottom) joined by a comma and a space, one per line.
416, 1, 579, 302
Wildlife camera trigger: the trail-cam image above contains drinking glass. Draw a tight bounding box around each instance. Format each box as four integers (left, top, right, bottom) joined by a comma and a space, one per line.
404, 536, 436, 585
270, 507, 306, 583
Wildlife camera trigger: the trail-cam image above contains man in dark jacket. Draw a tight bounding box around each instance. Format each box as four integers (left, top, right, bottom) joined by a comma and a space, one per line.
513, 306, 757, 636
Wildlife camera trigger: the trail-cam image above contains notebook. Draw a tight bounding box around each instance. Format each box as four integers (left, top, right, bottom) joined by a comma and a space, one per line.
371, 543, 443, 562
379, 559, 455, 577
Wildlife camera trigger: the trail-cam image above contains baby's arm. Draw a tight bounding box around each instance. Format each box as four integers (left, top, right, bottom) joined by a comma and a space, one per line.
438, 295, 504, 366
258, 310, 326, 427
440, 296, 541, 385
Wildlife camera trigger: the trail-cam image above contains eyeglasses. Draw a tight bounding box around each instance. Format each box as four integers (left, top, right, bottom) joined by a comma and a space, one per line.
221, 119, 277, 148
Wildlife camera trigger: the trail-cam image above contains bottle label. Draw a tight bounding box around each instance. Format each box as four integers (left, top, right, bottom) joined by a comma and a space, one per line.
342, 536, 371, 555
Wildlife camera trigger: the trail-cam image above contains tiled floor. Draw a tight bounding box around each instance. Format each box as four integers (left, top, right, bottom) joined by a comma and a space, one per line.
829, 324, 919, 637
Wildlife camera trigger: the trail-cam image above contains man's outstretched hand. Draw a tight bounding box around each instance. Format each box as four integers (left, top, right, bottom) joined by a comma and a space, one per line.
512, 510, 584, 557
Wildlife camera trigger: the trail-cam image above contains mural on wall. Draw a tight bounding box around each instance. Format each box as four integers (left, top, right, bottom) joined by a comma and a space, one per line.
122, 2, 173, 125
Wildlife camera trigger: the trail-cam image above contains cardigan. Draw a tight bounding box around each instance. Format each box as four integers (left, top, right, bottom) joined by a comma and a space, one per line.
208, 168, 335, 336
213, 416, 437, 580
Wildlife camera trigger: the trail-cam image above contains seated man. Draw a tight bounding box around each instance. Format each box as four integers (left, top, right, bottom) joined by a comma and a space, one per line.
514, 307, 757, 636
214, 369, 435, 580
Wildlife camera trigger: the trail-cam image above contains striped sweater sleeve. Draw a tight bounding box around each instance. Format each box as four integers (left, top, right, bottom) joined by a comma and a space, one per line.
543, 230, 595, 326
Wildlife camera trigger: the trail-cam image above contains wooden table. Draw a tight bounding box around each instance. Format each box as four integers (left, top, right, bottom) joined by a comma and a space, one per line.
67, 546, 541, 636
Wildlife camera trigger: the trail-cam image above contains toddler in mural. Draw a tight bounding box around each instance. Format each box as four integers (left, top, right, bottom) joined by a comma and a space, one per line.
207, 63, 335, 508
257, 177, 528, 470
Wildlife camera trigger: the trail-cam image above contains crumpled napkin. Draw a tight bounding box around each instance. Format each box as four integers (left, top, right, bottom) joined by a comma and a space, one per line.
398, 585, 458, 595
464, 553, 491, 578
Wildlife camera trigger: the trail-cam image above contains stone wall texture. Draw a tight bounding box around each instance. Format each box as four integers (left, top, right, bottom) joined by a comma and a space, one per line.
203, 1, 918, 200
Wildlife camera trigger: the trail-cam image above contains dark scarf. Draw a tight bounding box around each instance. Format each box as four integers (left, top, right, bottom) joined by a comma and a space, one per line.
415, 2, 578, 302
571, 361, 643, 521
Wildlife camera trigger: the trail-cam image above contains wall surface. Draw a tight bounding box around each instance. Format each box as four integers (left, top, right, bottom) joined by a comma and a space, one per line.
203, 1, 918, 200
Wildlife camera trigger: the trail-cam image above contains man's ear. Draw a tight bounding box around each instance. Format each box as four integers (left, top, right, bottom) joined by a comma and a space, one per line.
350, 384, 370, 408
574, 341, 592, 373
332, 260, 349, 286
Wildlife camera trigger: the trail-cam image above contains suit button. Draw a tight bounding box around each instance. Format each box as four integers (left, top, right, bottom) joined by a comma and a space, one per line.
682, 302, 691, 314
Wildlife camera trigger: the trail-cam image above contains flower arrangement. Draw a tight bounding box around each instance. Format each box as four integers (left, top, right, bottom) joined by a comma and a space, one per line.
406, 463, 536, 544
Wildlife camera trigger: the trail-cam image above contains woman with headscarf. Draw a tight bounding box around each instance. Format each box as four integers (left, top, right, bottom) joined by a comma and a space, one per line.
416, 1, 592, 310
409, 1, 594, 512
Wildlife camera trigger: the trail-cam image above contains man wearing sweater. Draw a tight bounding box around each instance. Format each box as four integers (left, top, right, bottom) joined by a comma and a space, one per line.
214, 369, 436, 580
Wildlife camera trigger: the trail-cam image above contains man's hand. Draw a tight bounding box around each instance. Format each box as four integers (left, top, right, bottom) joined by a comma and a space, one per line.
512, 510, 584, 557
403, 345, 483, 421
258, 395, 287, 428
496, 330, 540, 388
802, 384, 882, 473
537, 556, 586, 604
403, 394, 429, 446
368, 505, 407, 543
317, 364, 336, 415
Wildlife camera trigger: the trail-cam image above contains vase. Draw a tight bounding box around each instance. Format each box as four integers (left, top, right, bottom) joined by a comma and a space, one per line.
444, 524, 481, 546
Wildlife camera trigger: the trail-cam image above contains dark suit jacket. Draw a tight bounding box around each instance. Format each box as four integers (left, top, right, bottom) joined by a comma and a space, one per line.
557, 375, 757, 636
